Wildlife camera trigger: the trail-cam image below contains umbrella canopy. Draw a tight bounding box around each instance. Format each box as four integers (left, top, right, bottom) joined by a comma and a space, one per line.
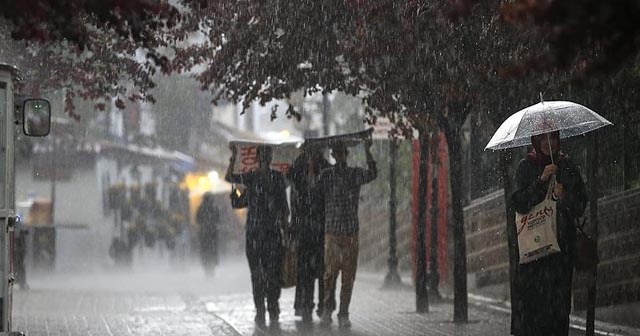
485, 101, 613, 150
227, 128, 374, 174
304, 128, 373, 148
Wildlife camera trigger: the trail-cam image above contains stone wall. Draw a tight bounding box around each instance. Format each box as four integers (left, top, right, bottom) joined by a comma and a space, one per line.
574, 188, 640, 309
463, 190, 510, 291
463, 187, 640, 310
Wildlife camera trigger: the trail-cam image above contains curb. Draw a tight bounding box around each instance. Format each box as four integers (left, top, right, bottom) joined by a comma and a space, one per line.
466, 293, 640, 336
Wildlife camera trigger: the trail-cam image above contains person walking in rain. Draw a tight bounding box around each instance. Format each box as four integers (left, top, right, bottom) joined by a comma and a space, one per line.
318, 139, 376, 328
196, 192, 220, 276
225, 145, 289, 326
511, 131, 587, 336
288, 145, 330, 323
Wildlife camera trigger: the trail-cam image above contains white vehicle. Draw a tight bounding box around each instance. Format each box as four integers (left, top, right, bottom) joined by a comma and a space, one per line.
0, 63, 51, 335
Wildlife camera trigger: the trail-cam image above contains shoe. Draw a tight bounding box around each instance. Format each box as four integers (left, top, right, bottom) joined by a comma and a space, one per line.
338, 314, 351, 329
269, 320, 281, 331
267, 302, 280, 322
320, 312, 332, 327
302, 311, 313, 323
254, 312, 266, 326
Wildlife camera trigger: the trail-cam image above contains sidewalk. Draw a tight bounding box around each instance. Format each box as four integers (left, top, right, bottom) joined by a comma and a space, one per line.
204, 272, 596, 336
12, 289, 238, 336
204, 280, 515, 336
10, 258, 640, 336
360, 272, 640, 336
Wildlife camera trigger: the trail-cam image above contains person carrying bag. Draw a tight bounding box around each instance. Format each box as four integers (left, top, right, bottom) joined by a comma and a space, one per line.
230, 184, 248, 209
516, 175, 561, 264
510, 131, 588, 336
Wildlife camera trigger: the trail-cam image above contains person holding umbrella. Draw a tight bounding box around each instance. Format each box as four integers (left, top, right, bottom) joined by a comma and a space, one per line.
225, 145, 289, 326
486, 99, 612, 336
288, 145, 331, 323
318, 139, 377, 328
511, 130, 587, 336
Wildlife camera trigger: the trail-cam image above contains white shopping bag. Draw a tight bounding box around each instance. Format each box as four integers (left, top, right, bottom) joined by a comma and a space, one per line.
515, 178, 561, 264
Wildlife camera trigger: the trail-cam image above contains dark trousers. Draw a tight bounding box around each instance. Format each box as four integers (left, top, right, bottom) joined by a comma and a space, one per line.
199, 233, 218, 273
246, 233, 283, 317
295, 241, 325, 315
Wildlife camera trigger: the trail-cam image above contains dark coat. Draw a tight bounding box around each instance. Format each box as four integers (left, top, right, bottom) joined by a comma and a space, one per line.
196, 196, 220, 240
510, 156, 588, 336
288, 156, 330, 246
288, 154, 330, 313
229, 169, 288, 238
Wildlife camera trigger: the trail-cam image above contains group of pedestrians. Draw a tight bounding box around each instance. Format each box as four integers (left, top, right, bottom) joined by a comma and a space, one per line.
199, 128, 587, 335
224, 139, 377, 328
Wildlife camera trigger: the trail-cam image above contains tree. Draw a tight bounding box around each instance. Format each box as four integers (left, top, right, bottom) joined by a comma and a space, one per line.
1, 0, 180, 49
0, 0, 186, 119
452, 0, 640, 76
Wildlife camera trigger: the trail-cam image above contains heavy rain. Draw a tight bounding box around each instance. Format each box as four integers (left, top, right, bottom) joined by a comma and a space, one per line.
0, 1, 639, 336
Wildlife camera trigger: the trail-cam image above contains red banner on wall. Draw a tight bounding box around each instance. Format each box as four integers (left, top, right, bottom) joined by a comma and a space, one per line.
411, 131, 449, 285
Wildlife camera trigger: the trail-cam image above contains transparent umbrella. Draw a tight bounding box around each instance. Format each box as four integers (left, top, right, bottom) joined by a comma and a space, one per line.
485, 100, 613, 151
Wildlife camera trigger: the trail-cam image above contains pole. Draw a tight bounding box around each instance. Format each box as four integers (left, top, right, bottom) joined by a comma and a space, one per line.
429, 131, 441, 299
322, 92, 330, 136
50, 137, 56, 225
500, 150, 518, 334
416, 131, 429, 312
384, 140, 402, 288
586, 133, 599, 336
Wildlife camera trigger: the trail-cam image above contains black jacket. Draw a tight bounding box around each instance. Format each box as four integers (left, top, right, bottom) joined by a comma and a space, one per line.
510, 156, 587, 336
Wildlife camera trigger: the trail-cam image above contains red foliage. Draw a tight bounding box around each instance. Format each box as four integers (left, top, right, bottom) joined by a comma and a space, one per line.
450, 0, 640, 75
2, 0, 179, 49
4, 0, 629, 129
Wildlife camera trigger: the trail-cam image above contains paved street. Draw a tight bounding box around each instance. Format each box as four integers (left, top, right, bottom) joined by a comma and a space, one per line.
11, 256, 637, 336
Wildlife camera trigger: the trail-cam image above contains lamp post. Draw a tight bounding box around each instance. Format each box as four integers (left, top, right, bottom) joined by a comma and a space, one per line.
416, 129, 430, 312
322, 93, 330, 136
428, 131, 441, 299
586, 133, 599, 336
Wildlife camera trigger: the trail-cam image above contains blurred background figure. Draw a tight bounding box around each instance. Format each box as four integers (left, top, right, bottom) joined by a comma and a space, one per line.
196, 192, 221, 276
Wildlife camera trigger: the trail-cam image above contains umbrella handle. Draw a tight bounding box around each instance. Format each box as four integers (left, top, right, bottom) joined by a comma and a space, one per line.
546, 175, 557, 200
545, 132, 557, 195
546, 132, 555, 165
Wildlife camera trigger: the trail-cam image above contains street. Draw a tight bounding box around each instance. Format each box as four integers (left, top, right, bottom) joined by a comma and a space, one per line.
4, 2, 640, 335
12, 256, 598, 336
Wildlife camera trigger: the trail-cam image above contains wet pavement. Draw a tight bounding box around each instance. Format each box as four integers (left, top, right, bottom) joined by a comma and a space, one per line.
13, 290, 236, 336
11, 256, 637, 336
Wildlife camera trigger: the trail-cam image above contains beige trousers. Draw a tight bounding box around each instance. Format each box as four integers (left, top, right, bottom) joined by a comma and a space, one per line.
322, 233, 359, 316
